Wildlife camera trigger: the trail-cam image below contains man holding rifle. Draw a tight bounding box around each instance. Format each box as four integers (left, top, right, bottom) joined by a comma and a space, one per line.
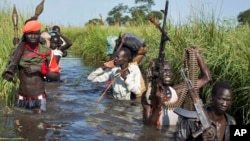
176, 81, 236, 141
141, 47, 211, 128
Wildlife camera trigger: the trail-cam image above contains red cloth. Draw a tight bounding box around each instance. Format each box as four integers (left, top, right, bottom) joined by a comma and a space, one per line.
48, 53, 60, 73
22, 20, 41, 33
41, 62, 47, 75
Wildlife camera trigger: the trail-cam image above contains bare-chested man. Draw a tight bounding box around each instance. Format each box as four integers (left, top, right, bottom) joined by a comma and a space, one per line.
177, 81, 236, 141
141, 47, 211, 129
2, 20, 61, 113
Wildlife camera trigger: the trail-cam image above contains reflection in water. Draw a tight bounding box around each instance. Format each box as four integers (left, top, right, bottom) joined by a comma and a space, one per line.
0, 58, 178, 140
14, 116, 69, 141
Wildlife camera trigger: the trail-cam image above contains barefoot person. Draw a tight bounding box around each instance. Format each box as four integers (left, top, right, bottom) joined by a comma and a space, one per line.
2, 20, 62, 113
141, 47, 211, 129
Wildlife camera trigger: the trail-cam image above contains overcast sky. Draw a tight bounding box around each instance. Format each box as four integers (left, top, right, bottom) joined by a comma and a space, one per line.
1, 0, 249, 26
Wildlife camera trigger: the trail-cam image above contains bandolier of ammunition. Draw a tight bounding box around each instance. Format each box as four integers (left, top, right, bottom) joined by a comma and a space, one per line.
182, 47, 199, 110
163, 47, 199, 110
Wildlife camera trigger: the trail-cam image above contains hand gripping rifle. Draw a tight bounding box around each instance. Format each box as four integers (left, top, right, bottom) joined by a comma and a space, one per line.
148, 0, 170, 104
174, 68, 215, 139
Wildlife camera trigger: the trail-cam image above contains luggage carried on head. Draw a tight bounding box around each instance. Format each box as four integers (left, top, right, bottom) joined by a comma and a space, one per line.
113, 33, 147, 64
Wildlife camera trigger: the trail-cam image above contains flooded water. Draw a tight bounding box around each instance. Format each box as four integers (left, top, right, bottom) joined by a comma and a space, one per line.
0, 57, 177, 141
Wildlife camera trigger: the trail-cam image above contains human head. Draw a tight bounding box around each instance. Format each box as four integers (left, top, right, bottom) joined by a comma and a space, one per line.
22, 20, 41, 45
52, 25, 61, 33
161, 61, 173, 86
50, 35, 62, 50
113, 47, 132, 66
211, 81, 233, 114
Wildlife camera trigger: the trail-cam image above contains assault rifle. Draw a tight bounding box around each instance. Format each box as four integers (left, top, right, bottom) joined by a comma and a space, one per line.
148, 0, 170, 103
174, 68, 215, 139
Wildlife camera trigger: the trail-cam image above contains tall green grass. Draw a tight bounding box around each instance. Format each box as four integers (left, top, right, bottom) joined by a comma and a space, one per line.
1, 4, 250, 124
63, 17, 250, 124
0, 6, 20, 106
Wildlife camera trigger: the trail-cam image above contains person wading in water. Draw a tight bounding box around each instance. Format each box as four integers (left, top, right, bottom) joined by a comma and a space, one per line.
2, 20, 62, 113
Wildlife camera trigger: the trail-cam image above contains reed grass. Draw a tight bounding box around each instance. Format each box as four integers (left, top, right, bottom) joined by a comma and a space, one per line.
1, 4, 250, 124
63, 17, 250, 124
0, 6, 20, 106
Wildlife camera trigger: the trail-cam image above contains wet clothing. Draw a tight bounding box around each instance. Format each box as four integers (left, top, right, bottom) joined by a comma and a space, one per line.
145, 86, 180, 126
88, 62, 144, 100
16, 93, 47, 111
48, 49, 62, 73
176, 107, 236, 141
19, 44, 51, 68
159, 87, 180, 126
16, 43, 60, 111
19, 44, 61, 73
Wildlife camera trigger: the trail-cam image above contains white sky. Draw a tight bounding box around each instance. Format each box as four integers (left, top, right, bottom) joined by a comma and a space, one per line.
1, 0, 249, 26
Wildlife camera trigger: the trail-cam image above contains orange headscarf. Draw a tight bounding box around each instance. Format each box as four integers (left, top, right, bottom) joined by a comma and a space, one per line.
22, 20, 41, 33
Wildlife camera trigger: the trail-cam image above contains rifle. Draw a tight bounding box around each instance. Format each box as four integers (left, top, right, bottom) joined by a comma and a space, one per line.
148, 0, 170, 104
174, 68, 215, 139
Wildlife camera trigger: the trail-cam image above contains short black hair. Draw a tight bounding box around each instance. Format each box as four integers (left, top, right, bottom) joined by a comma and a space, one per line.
120, 47, 132, 62
212, 81, 232, 97
52, 25, 60, 32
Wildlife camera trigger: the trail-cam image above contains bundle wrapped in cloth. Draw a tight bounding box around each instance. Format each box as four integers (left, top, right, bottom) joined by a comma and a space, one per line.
104, 33, 147, 68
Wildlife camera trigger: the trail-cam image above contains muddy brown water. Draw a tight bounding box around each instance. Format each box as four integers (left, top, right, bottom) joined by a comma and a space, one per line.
0, 57, 177, 141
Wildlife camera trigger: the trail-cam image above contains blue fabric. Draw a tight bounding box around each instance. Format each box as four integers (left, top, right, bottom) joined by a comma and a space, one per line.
17, 98, 46, 111
106, 36, 118, 55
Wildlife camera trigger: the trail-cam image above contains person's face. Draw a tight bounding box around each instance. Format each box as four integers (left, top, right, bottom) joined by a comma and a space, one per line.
50, 36, 61, 50
114, 50, 127, 66
53, 27, 60, 33
161, 63, 173, 85
212, 88, 233, 114
25, 31, 40, 44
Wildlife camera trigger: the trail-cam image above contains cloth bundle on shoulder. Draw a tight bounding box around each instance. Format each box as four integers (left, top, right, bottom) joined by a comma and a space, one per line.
114, 33, 147, 64
120, 33, 146, 52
